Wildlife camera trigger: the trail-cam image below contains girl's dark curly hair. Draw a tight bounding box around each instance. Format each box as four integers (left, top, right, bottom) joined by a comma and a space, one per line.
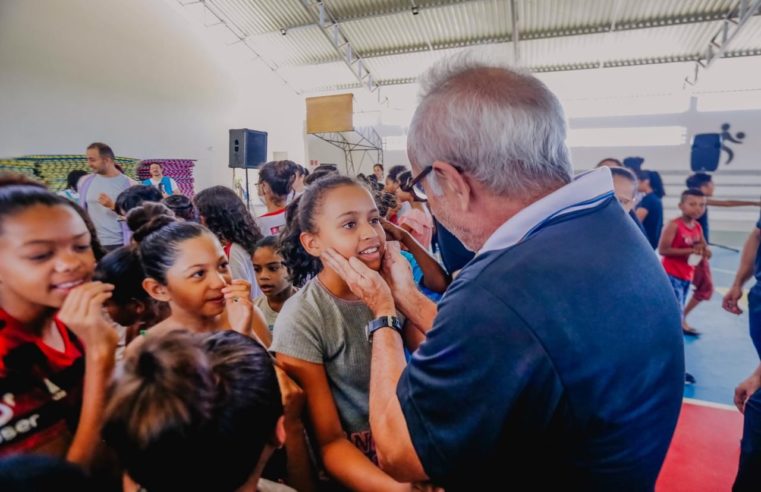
193, 186, 262, 255
277, 175, 359, 287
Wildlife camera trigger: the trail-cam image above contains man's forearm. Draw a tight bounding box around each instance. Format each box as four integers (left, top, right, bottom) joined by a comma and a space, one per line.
370, 329, 428, 482
394, 288, 437, 333
733, 230, 761, 288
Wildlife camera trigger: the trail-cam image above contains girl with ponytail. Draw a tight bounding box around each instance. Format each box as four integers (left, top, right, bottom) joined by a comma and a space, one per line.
272, 175, 414, 491
124, 203, 271, 350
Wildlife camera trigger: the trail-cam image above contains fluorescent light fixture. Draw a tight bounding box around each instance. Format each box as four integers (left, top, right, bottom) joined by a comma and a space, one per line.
567, 126, 687, 147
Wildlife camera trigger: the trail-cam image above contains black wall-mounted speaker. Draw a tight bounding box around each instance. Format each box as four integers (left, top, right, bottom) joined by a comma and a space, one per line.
229, 129, 268, 169
691, 133, 721, 172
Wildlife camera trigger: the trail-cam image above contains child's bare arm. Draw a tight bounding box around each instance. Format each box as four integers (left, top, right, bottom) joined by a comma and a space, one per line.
658, 221, 693, 257
707, 198, 761, 207
382, 219, 450, 293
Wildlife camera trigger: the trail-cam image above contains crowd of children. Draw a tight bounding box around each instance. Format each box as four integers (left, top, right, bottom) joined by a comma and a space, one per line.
0, 145, 458, 491
0, 142, 758, 490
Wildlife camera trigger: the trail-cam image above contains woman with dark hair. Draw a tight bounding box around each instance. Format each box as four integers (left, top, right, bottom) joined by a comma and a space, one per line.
257, 160, 299, 236
194, 186, 263, 298
636, 170, 666, 249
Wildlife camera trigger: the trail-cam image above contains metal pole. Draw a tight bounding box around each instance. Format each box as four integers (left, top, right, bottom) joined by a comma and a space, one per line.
510, 0, 519, 65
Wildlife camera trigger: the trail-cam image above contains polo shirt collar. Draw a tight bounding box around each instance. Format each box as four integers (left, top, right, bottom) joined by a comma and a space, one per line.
479, 167, 614, 255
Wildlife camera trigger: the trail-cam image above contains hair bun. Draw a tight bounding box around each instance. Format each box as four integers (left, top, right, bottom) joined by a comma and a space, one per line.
128, 202, 176, 242
136, 350, 161, 381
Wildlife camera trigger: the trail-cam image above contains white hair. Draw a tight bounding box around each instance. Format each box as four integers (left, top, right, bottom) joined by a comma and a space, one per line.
407, 52, 573, 199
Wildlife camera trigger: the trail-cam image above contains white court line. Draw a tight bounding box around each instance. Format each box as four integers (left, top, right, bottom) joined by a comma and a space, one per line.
713, 267, 739, 275
683, 397, 738, 412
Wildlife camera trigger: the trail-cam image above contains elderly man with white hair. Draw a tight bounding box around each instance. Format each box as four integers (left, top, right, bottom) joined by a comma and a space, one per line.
322, 55, 684, 491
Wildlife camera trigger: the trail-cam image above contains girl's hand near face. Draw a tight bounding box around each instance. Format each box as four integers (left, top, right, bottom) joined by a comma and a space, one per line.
224, 279, 273, 347
57, 281, 118, 362
223, 279, 253, 335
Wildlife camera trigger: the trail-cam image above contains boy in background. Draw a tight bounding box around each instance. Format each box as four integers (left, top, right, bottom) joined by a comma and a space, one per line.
683, 173, 761, 335
659, 189, 710, 384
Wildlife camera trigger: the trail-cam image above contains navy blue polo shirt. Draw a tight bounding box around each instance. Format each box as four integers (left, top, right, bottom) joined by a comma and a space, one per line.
628, 209, 647, 236
397, 169, 684, 491
433, 218, 475, 274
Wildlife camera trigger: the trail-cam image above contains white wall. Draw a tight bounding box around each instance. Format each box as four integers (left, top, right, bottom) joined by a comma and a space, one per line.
306, 135, 347, 171
0, 0, 305, 192
567, 101, 761, 231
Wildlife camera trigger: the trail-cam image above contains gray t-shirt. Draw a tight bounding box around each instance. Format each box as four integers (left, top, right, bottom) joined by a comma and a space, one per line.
254, 295, 279, 332
271, 277, 392, 461
84, 174, 132, 246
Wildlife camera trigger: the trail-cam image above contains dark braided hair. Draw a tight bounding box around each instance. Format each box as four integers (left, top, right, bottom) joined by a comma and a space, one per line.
278, 175, 359, 287
194, 186, 262, 255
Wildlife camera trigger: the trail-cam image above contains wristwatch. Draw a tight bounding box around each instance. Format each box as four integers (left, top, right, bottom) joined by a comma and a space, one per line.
366, 316, 403, 343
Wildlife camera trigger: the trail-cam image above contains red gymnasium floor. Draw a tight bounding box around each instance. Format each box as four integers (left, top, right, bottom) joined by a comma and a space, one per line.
657, 399, 743, 491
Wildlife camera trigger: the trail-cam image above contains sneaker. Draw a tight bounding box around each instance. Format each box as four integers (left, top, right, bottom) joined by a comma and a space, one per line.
685, 373, 696, 384
682, 327, 701, 337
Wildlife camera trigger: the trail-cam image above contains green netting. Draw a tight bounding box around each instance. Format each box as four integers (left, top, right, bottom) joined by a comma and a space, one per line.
14, 154, 140, 191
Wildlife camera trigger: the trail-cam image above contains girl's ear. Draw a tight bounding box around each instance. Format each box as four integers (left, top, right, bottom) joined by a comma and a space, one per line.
142, 278, 171, 303
299, 231, 322, 258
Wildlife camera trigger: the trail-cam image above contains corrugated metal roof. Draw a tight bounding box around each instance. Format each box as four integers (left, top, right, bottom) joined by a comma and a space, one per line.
207, 0, 312, 36
183, 0, 761, 92
247, 26, 339, 66
278, 62, 360, 92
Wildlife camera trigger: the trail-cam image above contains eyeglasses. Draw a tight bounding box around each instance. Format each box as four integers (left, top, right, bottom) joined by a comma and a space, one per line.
401, 164, 463, 202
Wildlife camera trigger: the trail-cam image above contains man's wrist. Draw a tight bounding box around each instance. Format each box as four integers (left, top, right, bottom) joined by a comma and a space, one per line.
373, 306, 397, 318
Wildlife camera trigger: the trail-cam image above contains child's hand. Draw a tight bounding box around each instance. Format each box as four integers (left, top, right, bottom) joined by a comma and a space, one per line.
723, 285, 744, 315
57, 282, 118, 361
382, 241, 417, 301
703, 247, 712, 259
735, 370, 761, 413
692, 243, 705, 255
97, 193, 115, 211
223, 279, 253, 336
382, 218, 407, 243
